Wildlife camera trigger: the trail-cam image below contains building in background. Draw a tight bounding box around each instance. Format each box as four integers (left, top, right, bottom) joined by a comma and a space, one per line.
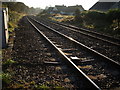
47, 5, 84, 15
89, 1, 120, 11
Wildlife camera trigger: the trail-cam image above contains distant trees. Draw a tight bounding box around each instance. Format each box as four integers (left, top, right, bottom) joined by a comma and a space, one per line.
2, 2, 42, 32
2, 2, 29, 13
2, 2, 42, 15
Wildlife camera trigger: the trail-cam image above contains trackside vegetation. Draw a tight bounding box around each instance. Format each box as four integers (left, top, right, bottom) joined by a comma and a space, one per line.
69, 9, 120, 38
2, 2, 42, 32
2, 2, 28, 32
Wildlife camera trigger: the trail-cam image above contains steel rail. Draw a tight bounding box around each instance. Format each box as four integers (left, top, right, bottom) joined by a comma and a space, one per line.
53, 20, 120, 45
57, 24, 120, 46
27, 17, 101, 90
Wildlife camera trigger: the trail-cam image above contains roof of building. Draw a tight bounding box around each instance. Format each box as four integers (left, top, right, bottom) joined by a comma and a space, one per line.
89, 2, 120, 11
47, 7, 54, 12
46, 5, 84, 14
111, 1, 120, 9
68, 5, 84, 12
54, 5, 67, 12
54, 5, 84, 13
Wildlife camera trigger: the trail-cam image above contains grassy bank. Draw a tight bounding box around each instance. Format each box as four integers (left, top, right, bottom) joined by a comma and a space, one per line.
8, 11, 25, 32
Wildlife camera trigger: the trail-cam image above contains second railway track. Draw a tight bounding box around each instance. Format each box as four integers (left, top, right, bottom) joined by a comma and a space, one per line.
39, 18, 120, 45
27, 16, 120, 90
54, 21, 120, 45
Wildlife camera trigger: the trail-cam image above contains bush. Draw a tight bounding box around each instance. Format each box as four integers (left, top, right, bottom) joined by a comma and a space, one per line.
107, 9, 120, 30
74, 9, 83, 23
85, 10, 106, 20
8, 11, 24, 32
3, 59, 16, 66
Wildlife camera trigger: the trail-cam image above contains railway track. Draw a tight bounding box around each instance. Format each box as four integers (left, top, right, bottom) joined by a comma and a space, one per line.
12, 17, 85, 89
31, 17, 120, 63
27, 17, 120, 89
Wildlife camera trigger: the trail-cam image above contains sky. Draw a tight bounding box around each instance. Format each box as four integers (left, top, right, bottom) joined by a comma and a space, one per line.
17, 0, 99, 10
99, 0, 120, 2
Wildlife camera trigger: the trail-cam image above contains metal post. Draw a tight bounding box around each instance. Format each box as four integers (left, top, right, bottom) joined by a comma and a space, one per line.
0, 1, 2, 89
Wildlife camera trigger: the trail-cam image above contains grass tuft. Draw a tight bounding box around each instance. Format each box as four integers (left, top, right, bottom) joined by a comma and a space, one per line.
1, 73, 12, 84
3, 59, 16, 65
35, 85, 49, 89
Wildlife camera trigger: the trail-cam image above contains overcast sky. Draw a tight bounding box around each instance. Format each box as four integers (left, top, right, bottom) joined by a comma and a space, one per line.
16, 0, 99, 10
99, 0, 120, 2
15, 0, 120, 10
